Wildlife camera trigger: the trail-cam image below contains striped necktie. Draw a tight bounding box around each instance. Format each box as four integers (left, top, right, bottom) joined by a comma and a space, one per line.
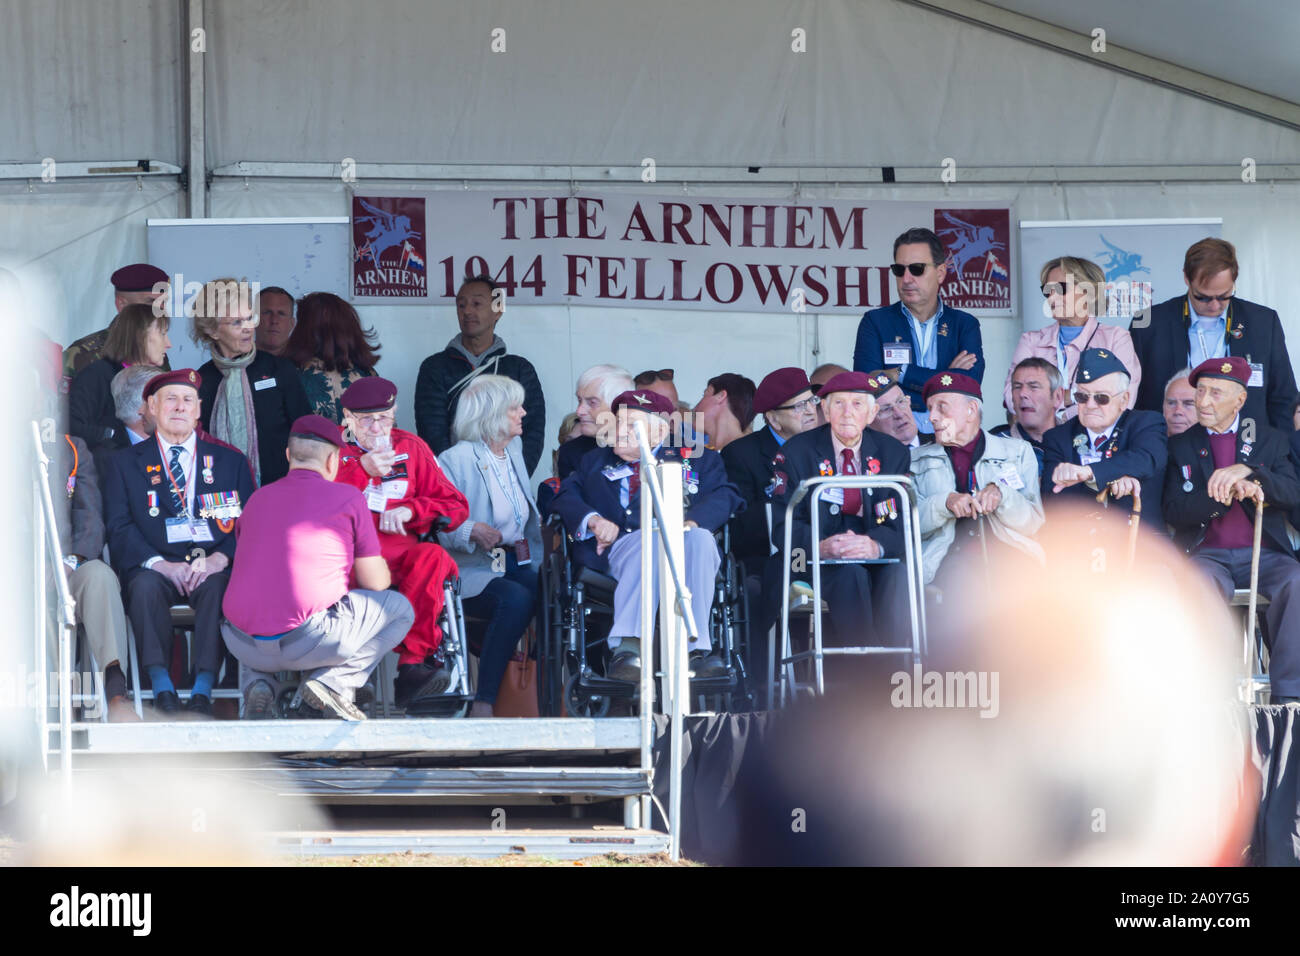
168, 445, 187, 515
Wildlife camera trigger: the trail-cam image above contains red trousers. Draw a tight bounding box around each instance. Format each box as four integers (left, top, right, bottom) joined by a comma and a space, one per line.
380, 533, 459, 666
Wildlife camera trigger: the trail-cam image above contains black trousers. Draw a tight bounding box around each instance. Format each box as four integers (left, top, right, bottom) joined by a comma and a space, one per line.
122, 567, 229, 680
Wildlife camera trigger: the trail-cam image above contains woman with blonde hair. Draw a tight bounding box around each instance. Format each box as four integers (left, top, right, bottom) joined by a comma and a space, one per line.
1002, 256, 1142, 422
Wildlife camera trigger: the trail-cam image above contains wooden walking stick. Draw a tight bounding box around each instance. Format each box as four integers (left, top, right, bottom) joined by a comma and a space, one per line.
1127, 487, 1142, 569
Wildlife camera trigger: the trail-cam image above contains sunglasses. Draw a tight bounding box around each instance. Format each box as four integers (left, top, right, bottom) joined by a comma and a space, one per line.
1041, 282, 1070, 298
1072, 390, 1122, 407
890, 263, 932, 277
1189, 288, 1234, 304
634, 368, 674, 386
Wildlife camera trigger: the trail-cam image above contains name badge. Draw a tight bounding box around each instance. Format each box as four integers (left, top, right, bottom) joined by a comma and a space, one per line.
253, 377, 277, 391
1248, 363, 1264, 388
165, 517, 193, 544
1079, 451, 1102, 467
824, 487, 845, 506
365, 483, 389, 512
189, 520, 215, 543
603, 464, 634, 481
883, 344, 912, 365
384, 479, 409, 499
996, 464, 1025, 490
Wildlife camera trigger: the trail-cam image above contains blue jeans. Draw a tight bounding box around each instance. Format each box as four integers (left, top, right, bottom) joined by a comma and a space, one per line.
462, 554, 539, 704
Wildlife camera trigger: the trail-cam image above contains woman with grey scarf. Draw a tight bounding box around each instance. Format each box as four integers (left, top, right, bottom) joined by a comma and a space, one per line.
192, 278, 312, 486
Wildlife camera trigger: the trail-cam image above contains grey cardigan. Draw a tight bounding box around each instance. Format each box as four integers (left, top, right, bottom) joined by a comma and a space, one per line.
436, 438, 544, 599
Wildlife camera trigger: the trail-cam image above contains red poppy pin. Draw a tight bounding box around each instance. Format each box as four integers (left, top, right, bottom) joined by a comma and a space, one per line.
866, 457, 881, 474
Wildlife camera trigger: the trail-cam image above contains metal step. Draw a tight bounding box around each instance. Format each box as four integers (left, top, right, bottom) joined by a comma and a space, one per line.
58, 717, 643, 756
274, 826, 671, 860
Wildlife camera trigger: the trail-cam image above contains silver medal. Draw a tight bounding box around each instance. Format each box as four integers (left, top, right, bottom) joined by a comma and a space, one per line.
149, 507, 160, 517
829, 504, 840, 515
1182, 480, 1194, 493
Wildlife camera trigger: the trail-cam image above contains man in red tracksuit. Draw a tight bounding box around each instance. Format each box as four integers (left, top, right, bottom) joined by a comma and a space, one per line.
335, 377, 469, 708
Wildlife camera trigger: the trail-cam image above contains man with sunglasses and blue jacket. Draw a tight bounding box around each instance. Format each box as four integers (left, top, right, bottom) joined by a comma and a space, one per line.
853, 227, 985, 438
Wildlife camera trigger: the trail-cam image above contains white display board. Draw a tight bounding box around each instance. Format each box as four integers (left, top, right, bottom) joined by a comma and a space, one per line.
1018, 218, 1222, 332
146, 217, 349, 370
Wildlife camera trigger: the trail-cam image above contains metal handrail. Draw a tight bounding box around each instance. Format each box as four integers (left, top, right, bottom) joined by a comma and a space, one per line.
630, 420, 690, 862
776, 474, 928, 705
31, 421, 77, 790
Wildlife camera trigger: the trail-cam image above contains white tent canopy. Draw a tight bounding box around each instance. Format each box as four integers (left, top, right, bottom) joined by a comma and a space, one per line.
5, 0, 1299, 475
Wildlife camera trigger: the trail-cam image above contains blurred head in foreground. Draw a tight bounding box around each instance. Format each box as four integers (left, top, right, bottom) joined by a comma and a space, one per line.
735, 512, 1253, 865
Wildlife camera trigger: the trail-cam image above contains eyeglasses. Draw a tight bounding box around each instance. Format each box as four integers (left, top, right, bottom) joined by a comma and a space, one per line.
775, 396, 820, 412
1041, 282, 1069, 298
1072, 390, 1123, 407
218, 315, 259, 329
353, 413, 395, 428
1189, 287, 1234, 304
891, 263, 932, 277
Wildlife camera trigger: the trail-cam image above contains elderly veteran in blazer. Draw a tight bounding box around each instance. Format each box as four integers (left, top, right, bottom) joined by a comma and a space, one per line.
1041, 348, 1167, 529
770, 371, 911, 650
1163, 356, 1300, 703
101, 368, 255, 717
551, 388, 743, 683
910, 372, 1045, 588
437, 375, 544, 718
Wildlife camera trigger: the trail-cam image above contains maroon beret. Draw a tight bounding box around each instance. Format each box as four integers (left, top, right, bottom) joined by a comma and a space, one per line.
290, 414, 346, 449
340, 376, 398, 413
143, 368, 201, 400
1189, 356, 1250, 390
111, 263, 169, 293
922, 371, 982, 403
610, 389, 676, 417
753, 367, 812, 414
816, 371, 882, 398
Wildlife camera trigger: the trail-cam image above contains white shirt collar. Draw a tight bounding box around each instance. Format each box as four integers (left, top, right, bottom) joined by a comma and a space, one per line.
158, 431, 198, 465
1208, 414, 1240, 436
1084, 422, 1117, 445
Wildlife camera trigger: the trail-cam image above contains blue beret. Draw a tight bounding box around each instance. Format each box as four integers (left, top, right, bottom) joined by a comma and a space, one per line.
1075, 348, 1129, 384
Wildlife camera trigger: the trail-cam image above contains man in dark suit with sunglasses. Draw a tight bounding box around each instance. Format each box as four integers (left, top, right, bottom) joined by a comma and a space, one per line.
1041, 349, 1167, 529
853, 227, 985, 438
1130, 237, 1297, 431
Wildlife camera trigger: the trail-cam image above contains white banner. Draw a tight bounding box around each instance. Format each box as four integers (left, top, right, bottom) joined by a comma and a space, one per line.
351, 190, 1015, 316
1018, 218, 1222, 332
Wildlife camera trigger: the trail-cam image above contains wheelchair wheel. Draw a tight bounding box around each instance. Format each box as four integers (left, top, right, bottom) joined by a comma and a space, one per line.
564, 672, 611, 718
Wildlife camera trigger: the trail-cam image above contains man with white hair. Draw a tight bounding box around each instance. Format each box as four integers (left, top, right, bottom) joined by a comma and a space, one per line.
1041, 349, 1167, 529
866, 373, 929, 449
770, 371, 910, 651
111, 365, 163, 445
552, 389, 743, 682
1162, 369, 1197, 438
910, 372, 1044, 588
557, 363, 635, 479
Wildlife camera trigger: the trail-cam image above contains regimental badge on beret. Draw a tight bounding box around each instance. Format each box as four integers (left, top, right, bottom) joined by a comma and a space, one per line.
1098, 350, 1109, 358
940, 374, 953, 386
1221, 362, 1233, 373
188, 370, 196, 383
634, 392, 652, 405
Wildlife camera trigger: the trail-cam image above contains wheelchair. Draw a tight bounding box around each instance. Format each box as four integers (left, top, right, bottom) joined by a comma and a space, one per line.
538, 515, 754, 717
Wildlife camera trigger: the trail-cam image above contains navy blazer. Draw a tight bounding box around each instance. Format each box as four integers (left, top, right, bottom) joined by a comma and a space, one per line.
551, 443, 743, 573
770, 424, 911, 560
720, 426, 783, 566
853, 300, 985, 412
1163, 422, 1299, 554
102, 432, 255, 573
1130, 295, 1299, 432
1040, 410, 1168, 528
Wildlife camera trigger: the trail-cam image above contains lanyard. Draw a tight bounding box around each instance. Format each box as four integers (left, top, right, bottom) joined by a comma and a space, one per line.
63, 435, 78, 498
1184, 299, 1232, 365
156, 434, 194, 518
485, 445, 527, 534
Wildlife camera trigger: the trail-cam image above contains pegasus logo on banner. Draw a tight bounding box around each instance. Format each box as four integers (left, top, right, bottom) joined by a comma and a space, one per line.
1095, 234, 1151, 280
936, 211, 1006, 279
355, 198, 423, 269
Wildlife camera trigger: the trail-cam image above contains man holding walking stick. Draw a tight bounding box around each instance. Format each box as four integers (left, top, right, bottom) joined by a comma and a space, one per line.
1164, 357, 1300, 704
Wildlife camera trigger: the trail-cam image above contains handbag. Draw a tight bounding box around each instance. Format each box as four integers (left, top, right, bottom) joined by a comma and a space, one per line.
493, 626, 540, 718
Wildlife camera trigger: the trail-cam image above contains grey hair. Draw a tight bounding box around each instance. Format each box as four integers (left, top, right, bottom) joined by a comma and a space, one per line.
576, 364, 634, 407
111, 364, 163, 424
1164, 368, 1193, 395
454, 373, 526, 444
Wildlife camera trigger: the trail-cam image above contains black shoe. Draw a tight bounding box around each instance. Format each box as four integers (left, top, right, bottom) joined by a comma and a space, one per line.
394, 660, 452, 708
242, 680, 276, 720
186, 693, 214, 717
152, 690, 181, 716
689, 650, 729, 680
607, 650, 642, 683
